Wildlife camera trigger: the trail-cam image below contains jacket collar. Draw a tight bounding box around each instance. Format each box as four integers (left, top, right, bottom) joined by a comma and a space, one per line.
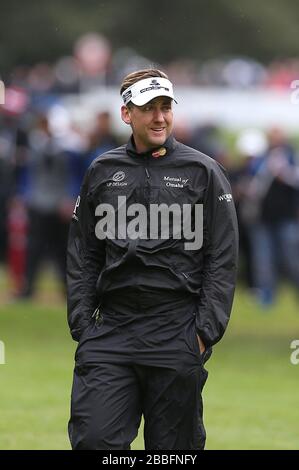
126, 134, 177, 159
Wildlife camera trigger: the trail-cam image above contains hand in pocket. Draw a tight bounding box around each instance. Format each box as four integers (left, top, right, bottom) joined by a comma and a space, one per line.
196, 334, 206, 355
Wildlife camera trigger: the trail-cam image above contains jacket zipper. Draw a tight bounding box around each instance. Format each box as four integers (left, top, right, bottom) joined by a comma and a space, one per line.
144, 159, 151, 208
91, 305, 102, 326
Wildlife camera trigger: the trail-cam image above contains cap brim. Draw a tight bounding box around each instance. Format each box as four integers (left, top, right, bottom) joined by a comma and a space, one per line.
131, 90, 177, 106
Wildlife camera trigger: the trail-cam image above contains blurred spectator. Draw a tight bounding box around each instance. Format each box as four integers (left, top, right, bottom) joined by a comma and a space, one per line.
266, 58, 299, 90
0, 113, 28, 265
0, 116, 15, 262
27, 63, 56, 94
232, 128, 268, 289
222, 57, 267, 89
15, 114, 71, 299
74, 33, 112, 91
165, 60, 198, 85
246, 128, 299, 305
84, 111, 119, 168
189, 124, 229, 166
173, 120, 192, 146
53, 56, 80, 94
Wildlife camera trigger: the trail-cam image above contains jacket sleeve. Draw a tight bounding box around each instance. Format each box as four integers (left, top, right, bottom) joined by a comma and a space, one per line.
66, 166, 106, 341
195, 162, 239, 348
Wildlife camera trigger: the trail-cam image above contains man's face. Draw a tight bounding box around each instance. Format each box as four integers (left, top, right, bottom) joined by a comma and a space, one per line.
121, 96, 174, 153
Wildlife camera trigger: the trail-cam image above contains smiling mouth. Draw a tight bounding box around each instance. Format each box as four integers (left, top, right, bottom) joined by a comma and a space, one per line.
151, 128, 165, 133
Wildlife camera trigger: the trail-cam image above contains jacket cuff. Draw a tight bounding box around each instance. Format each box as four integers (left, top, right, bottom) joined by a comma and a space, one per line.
70, 327, 83, 342
195, 325, 215, 349
70, 319, 90, 342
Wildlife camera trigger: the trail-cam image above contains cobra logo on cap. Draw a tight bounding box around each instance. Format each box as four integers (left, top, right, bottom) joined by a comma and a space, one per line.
122, 77, 176, 106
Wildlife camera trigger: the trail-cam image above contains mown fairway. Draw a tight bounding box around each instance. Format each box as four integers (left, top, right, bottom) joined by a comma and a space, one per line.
0, 273, 298, 449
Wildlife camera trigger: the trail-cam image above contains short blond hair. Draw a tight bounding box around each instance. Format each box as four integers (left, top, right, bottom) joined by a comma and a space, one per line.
120, 68, 169, 97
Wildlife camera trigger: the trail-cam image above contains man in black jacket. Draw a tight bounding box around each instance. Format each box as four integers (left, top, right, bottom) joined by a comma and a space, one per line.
67, 68, 238, 450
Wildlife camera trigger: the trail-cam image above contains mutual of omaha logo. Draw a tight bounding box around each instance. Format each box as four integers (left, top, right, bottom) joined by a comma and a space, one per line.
163, 175, 189, 188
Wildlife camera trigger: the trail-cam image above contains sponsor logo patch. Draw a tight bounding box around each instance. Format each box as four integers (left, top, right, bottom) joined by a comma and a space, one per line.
107, 171, 128, 187
218, 193, 233, 202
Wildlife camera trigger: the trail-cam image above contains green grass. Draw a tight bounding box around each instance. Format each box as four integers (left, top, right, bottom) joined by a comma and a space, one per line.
0, 273, 298, 449
205, 287, 299, 450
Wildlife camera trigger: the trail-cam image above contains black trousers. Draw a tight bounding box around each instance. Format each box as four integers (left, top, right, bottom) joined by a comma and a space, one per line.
68, 301, 210, 450
23, 208, 68, 296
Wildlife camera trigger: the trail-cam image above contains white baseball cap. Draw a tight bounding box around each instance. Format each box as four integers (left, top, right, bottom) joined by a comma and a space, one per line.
122, 77, 177, 106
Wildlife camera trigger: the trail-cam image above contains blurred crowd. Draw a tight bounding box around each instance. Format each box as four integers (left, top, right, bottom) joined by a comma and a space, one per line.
0, 33, 299, 306
2, 32, 299, 96
1, 102, 299, 307
176, 123, 299, 306
0, 107, 121, 300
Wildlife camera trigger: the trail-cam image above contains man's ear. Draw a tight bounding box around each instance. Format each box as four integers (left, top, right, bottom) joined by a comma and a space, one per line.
121, 105, 131, 125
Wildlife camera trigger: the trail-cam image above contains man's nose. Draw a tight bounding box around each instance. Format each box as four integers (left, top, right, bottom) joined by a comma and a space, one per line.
153, 108, 164, 122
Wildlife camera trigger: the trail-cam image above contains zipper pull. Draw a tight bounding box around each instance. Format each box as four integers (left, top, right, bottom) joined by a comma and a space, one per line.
91, 306, 99, 318
91, 306, 102, 326
145, 168, 150, 178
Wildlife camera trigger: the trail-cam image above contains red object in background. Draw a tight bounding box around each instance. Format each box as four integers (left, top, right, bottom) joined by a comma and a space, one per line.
7, 201, 28, 295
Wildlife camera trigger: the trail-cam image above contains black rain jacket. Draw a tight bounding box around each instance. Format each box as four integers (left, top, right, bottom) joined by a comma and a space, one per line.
67, 136, 238, 347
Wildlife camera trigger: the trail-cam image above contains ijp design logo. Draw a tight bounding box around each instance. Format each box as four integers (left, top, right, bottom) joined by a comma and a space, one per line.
112, 171, 126, 182
107, 171, 127, 187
